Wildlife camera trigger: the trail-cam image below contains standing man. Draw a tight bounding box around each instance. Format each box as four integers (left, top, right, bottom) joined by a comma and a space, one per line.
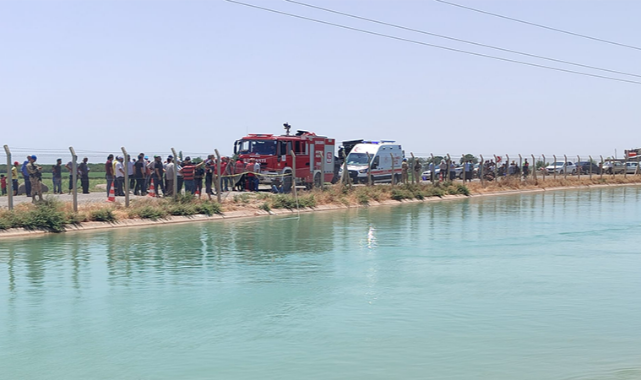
152, 155, 165, 197
428, 161, 435, 182
165, 155, 175, 197
204, 155, 214, 199
65, 159, 77, 194
12, 162, 20, 196
413, 159, 422, 184
26, 155, 43, 203
52, 158, 63, 194
221, 157, 231, 192
105, 154, 114, 196
245, 159, 256, 191
401, 158, 409, 184
78, 157, 90, 194
439, 159, 447, 182
133, 154, 146, 195
464, 160, 473, 182
179, 157, 204, 195
22, 156, 31, 197
115, 156, 126, 196
127, 155, 135, 191
523, 159, 530, 178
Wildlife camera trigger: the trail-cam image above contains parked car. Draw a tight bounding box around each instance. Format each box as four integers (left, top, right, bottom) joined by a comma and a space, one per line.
545, 161, 577, 175
422, 165, 463, 180
602, 161, 626, 174
626, 162, 640, 174
577, 161, 601, 175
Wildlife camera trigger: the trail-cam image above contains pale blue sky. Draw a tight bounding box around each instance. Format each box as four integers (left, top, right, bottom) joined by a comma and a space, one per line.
1, 0, 640, 162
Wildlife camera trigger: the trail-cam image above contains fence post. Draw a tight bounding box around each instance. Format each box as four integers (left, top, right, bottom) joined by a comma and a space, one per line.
367, 152, 372, 186
3, 145, 13, 210
637, 155, 640, 176
446, 154, 451, 182
506, 154, 510, 180
600, 156, 604, 179
531, 154, 537, 181
518, 154, 522, 181
624, 154, 628, 179
214, 149, 222, 203
121, 147, 130, 207
390, 153, 395, 186
541, 154, 545, 181
563, 155, 568, 180
290, 150, 298, 200
588, 155, 593, 179
479, 154, 484, 186
69, 147, 78, 212
553, 155, 557, 180
430, 154, 435, 184
576, 155, 580, 180
410, 152, 415, 184
171, 148, 179, 198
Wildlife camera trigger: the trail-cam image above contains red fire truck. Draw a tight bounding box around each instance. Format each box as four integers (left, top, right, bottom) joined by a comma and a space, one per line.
233, 124, 336, 189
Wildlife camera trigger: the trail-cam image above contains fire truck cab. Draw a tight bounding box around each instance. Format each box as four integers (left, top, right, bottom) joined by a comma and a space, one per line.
234, 127, 335, 189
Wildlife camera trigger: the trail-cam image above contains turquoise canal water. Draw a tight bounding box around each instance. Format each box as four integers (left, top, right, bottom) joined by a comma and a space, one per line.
1, 187, 641, 379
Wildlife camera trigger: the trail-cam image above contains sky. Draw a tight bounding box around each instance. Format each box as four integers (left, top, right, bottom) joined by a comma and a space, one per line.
1, 0, 640, 163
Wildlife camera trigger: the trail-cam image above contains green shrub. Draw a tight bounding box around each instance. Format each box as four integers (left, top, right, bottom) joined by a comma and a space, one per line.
259, 202, 271, 212
391, 188, 412, 201
455, 184, 470, 196
20, 198, 67, 232
135, 205, 167, 220
233, 194, 250, 204
271, 194, 297, 209
0, 211, 15, 230
89, 208, 116, 222
298, 195, 316, 208
194, 201, 221, 216
357, 193, 369, 205
167, 202, 196, 216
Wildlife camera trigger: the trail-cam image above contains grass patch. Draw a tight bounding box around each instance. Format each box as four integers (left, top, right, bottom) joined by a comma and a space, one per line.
89, 207, 116, 222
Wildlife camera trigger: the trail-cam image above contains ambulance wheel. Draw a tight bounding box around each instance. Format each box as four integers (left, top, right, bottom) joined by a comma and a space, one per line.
394, 174, 401, 184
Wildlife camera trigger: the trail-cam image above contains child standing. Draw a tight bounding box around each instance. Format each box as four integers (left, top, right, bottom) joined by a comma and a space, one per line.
1, 174, 7, 195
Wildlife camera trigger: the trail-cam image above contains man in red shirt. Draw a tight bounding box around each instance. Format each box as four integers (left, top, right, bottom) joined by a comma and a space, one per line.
179, 157, 205, 195
105, 154, 114, 196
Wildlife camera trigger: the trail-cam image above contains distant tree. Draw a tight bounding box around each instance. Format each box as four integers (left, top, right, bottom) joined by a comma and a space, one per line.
535, 160, 547, 169
459, 154, 478, 164
425, 156, 444, 165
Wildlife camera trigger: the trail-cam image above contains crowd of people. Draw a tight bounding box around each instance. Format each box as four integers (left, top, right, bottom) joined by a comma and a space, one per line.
1, 153, 282, 203
102, 153, 270, 199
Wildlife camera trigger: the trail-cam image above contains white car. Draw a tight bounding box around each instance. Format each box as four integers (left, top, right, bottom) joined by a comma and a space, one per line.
545, 161, 576, 175
626, 162, 640, 174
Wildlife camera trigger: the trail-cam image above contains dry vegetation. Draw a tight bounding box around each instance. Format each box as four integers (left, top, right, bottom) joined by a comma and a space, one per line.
2, 175, 640, 233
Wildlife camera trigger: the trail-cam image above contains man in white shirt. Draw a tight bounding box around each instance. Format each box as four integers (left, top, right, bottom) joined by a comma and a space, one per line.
115, 156, 126, 196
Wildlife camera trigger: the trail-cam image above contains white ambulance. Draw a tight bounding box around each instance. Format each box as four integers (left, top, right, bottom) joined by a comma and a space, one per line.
345, 141, 404, 183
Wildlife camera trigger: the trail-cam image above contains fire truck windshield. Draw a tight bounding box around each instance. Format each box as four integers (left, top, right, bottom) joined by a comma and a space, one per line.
347, 153, 371, 165
236, 140, 277, 155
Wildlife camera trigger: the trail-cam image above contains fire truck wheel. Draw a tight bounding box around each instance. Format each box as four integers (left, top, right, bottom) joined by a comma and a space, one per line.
314, 172, 322, 188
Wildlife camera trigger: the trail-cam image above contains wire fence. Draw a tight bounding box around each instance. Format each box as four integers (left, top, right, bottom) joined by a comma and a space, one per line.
2, 144, 640, 211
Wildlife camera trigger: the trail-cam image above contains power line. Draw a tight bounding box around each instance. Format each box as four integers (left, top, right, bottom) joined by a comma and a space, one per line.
224, 0, 641, 85
284, 0, 641, 79
435, 0, 641, 52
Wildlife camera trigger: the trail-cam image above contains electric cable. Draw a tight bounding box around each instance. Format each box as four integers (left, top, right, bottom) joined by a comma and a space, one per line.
224, 0, 641, 85
284, 0, 641, 79
435, 0, 641, 52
